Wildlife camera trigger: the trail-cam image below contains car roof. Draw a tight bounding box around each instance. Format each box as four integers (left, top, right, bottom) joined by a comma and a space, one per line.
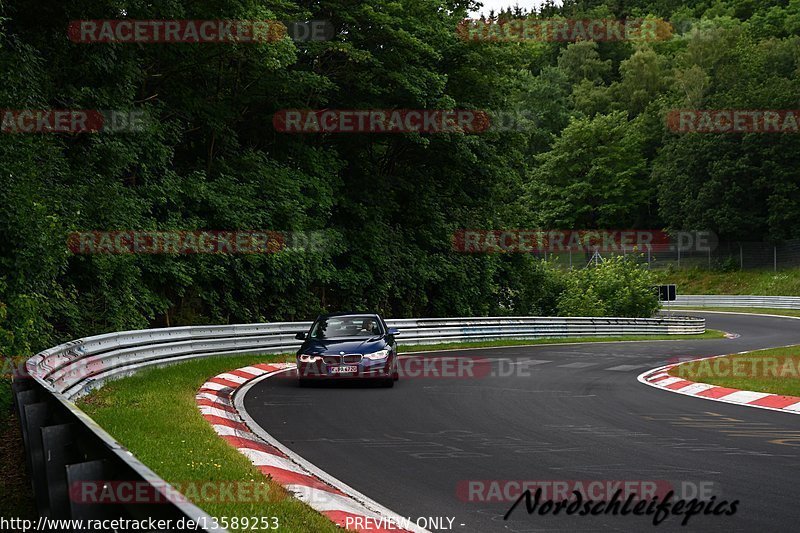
314, 311, 382, 320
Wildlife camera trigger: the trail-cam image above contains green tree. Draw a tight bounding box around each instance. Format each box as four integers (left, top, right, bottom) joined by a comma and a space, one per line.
557, 41, 612, 83
526, 111, 650, 228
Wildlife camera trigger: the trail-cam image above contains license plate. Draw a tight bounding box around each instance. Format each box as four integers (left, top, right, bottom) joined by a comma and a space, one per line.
329, 365, 358, 374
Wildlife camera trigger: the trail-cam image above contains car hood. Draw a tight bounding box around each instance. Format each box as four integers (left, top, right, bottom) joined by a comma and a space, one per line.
301, 338, 387, 355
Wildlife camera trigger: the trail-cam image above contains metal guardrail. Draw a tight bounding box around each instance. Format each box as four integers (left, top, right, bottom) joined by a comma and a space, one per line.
14, 315, 705, 530
26, 316, 706, 400
389, 316, 705, 346
674, 295, 800, 309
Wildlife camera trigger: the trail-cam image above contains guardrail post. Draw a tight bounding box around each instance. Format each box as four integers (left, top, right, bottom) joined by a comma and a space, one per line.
42, 423, 79, 518
11, 376, 33, 421
66, 459, 115, 521
15, 388, 39, 469
24, 401, 52, 516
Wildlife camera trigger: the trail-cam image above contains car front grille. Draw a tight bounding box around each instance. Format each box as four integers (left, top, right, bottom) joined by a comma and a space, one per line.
321, 354, 363, 365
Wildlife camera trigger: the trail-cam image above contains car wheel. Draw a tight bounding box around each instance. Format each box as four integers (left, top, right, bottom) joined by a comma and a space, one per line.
380, 377, 394, 388
298, 379, 310, 388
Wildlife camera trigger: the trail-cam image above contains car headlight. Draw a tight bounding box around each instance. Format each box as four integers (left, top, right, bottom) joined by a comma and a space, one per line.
298, 354, 322, 363
363, 349, 390, 361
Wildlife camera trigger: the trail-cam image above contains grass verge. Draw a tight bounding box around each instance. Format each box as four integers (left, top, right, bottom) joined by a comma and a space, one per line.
399, 331, 726, 353
668, 345, 800, 397
655, 268, 800, 295
670, 307, 800, 318
76, 332, 724, 529
79, 354, 338, 533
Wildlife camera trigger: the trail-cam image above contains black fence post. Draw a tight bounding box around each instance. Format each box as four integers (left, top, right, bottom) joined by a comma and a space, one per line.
24, 401, 52, 516
66, 459, 116, 521
42, 423, 80, 519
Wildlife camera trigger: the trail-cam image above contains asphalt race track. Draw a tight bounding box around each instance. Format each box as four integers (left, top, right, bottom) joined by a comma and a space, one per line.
243, 312, 800, 532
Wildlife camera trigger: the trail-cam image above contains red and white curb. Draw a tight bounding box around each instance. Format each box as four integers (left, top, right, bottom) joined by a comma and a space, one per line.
638, 355, 800, 415
197, 362, 423, 533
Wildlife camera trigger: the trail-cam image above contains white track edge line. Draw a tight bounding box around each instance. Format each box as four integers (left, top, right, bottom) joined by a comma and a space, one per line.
637, 355, 800, 417
671, 309, 800, 320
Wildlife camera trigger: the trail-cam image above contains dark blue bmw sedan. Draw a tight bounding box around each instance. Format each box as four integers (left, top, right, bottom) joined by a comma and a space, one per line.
294, 312, 399, 387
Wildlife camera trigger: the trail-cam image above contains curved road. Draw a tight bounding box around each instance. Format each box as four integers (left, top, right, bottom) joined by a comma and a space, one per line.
243, 312, 800, 532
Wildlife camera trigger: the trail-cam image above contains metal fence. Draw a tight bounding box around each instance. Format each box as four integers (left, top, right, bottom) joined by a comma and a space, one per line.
14, 315, 705, 529
644, 240, 800, 271
541, 239, 800, 271
674, 295, 800, 309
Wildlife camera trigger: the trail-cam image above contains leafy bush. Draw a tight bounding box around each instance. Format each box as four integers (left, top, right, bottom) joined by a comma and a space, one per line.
557, 256, 661, 318
499, 257, 566, 317
717, 257, 740, 273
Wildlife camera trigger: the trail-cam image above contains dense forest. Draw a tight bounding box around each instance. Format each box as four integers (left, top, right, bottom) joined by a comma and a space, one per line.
1, 0, 799, 355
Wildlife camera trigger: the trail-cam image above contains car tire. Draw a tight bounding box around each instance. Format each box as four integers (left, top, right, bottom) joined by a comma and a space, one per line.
298, 379, 310, 388
380, 377, 394, 388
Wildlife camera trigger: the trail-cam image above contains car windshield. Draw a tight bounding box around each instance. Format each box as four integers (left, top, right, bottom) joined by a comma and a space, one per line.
310, 315, 383, 339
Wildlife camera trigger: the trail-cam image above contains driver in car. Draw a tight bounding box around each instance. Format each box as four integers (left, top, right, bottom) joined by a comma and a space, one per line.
359, 319, 376, 334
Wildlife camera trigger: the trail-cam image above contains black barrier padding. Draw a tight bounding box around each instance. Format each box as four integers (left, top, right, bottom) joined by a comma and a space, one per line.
66, 460, 114, 521
24, 402, 51, 516
42, 423, 79, 519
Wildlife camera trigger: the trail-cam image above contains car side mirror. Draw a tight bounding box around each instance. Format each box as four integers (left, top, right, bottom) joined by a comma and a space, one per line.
387, 328, 400, 337
295, 332, 306, 340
